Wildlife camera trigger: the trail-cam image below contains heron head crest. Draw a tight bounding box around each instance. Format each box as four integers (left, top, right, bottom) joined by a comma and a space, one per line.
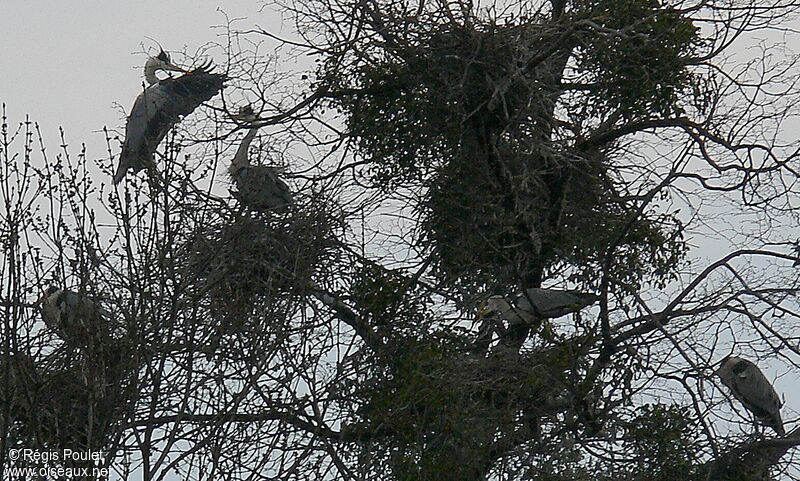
144, 50, 186, 84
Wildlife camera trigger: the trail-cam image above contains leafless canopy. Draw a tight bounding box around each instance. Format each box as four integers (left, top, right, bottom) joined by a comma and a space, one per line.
3, 0, 800, 480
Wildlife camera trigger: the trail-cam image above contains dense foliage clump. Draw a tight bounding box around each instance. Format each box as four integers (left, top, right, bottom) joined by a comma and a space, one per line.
324, 7, 697, 293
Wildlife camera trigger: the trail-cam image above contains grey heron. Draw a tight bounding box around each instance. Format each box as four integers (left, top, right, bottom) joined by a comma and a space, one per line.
35, 286, 107, 342
113, 49, 226, 184
715, 356, 785, 435
481, 287, 598, 324
228, 105, 294, 211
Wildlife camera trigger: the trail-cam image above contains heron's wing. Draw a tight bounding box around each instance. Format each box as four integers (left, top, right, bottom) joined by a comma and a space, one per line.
140, 68, 225, 150
161, 67, 226, 117
488, 295, 534, 325
237, 166, 294, 210
730, 362, 783, 414
116, 84, 173, 183
116, 67, 225, 184
518, 288, 598, 319
730, 361, 785, 434
61, 290, 82, 309
124, 85, 171, 154
62, 290, 101, 322
263, 167, 294, 203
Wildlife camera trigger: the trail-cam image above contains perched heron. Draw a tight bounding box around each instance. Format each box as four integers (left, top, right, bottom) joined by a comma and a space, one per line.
481, 288, 598, 324
35, 286, 107, 342
114, 49, 226, 184
715, 356, 785, 435
227, 105, 294, 211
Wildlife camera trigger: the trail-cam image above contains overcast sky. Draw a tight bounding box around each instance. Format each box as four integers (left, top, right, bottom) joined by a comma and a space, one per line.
0, 1, 277, 159
2, 1, 799, 479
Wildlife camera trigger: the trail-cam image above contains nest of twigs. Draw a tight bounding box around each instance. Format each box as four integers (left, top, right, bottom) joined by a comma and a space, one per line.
182, 204, 338, 329
1, 339, 137, 453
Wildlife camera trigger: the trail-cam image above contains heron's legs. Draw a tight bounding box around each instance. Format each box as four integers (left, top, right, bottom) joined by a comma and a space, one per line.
748, 413, 765, 440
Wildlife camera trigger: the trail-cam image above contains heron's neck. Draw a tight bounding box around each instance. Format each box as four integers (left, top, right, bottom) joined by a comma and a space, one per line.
144, 61, 160, 85
230, 127, 260, 173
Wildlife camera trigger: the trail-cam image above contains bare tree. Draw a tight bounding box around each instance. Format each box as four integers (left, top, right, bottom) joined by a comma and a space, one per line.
3, 0, 800, 480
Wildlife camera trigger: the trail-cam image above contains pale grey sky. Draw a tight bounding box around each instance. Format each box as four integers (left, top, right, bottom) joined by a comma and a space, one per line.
2, 1, 799, 479
0, 1, 274, 161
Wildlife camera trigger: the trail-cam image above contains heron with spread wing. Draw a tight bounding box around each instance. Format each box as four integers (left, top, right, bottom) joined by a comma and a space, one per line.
114, 49, 226, 184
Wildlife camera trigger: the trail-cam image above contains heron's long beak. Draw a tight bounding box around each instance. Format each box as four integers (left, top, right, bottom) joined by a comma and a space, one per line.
164, 63, 188, 73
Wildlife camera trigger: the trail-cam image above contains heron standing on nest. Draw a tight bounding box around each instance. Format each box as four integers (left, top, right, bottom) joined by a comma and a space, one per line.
35, 286, 108, 343
228, 105, 294, 212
